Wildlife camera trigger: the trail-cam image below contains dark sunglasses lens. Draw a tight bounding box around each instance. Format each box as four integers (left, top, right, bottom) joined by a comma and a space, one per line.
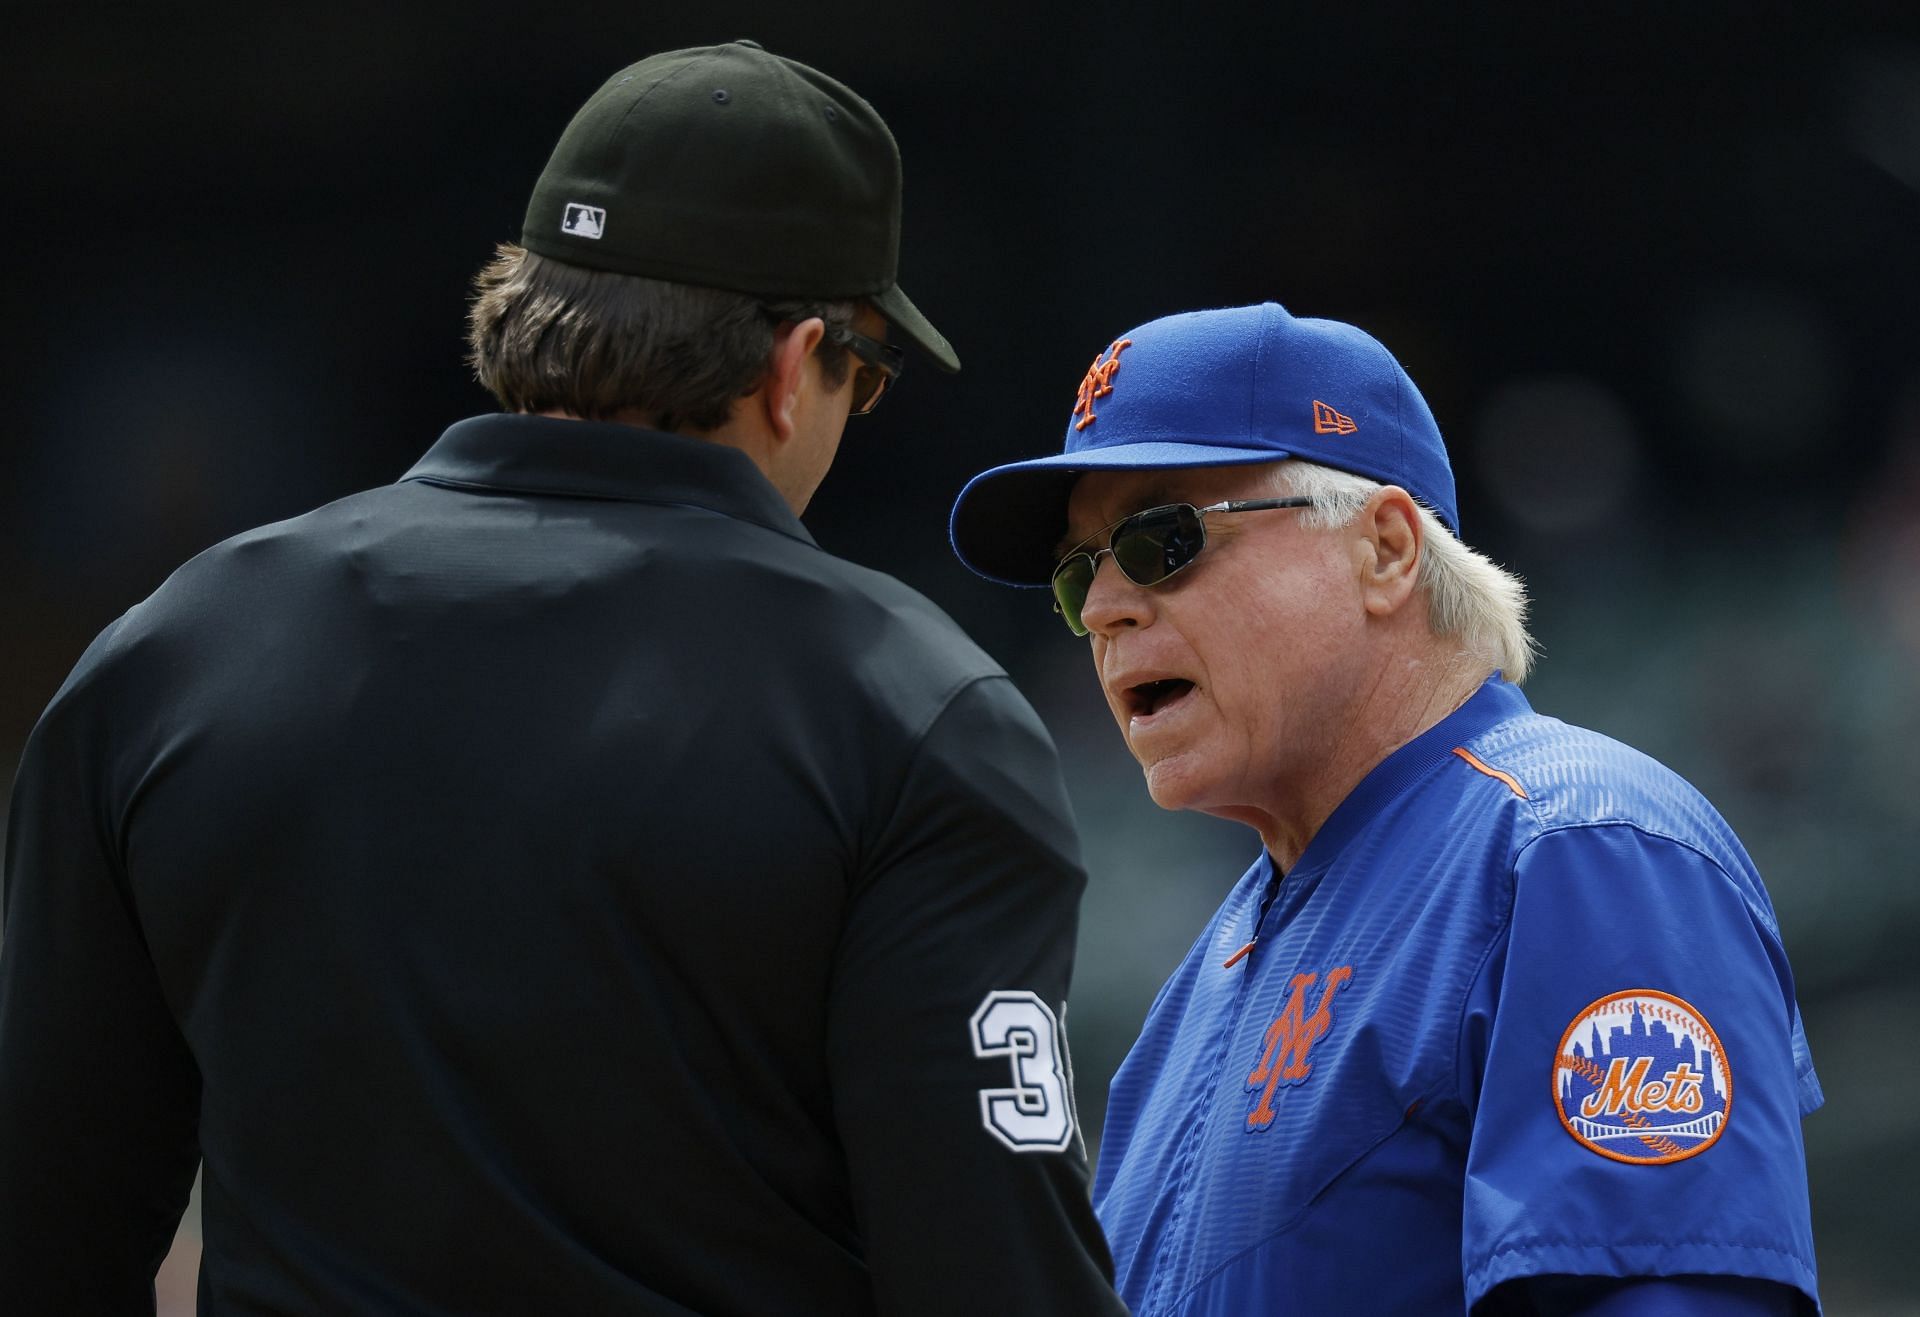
851, 364, 890, 415
1051, 555, 1097, 635
1112, 505, 1206, 585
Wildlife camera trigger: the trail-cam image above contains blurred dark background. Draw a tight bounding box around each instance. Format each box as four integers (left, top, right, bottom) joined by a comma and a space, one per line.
6, 4, 1918, 1311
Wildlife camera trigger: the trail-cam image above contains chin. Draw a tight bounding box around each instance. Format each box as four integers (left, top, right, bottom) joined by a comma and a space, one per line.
1140, 756, 1213, 814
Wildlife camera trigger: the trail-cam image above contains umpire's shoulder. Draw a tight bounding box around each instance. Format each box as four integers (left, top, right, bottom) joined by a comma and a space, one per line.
41, 488, 383, 692
776, 543, 1007, 692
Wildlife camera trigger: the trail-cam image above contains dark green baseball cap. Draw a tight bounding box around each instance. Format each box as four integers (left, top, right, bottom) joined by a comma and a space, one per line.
521, 41, 958, 372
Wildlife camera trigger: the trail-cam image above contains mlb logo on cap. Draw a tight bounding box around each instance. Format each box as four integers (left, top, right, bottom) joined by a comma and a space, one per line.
561, 203, 606, 239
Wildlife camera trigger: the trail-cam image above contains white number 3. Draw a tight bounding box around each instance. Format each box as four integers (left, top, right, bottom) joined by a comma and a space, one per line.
970, 990, 1078, 1152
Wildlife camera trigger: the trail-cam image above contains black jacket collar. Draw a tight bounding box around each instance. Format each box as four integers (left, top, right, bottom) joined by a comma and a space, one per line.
401, 414, 816, 546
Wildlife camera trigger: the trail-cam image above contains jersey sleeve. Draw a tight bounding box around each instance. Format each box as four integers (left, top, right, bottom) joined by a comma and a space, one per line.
1481, 1272, 1804, 1315
1459, 824, 1819, 1311
825, 675, 1126, 1317
0, 636, 202, 1312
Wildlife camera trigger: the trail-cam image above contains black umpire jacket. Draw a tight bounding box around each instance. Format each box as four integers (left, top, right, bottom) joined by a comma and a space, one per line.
0, 415, 1125, 1315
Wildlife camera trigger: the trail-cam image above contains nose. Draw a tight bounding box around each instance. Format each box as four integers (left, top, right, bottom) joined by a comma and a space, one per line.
1076, 552, 1155, 636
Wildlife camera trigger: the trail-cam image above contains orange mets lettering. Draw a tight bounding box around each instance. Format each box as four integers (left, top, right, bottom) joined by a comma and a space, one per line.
1072, 338, 1133, 431
1245, 965, 1353, 1130
1311, 400, 1357, 435
1579, 1057, 1706, 1119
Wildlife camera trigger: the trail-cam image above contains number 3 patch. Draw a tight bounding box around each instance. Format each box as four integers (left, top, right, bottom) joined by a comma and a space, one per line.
970, 990, 1078, 1152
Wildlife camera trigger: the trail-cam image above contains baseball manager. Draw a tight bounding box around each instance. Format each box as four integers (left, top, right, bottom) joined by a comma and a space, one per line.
950, 303, 1822, 1314
1, 43, 1124, 1315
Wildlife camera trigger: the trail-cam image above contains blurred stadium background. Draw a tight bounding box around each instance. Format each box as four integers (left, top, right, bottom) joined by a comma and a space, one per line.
7, 4, 1917, 1312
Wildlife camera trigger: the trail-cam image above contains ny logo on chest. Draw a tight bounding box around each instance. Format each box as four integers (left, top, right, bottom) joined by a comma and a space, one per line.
1244, 966, 1354, 1131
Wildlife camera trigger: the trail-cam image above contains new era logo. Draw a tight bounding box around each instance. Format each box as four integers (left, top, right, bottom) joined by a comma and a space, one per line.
1313, 400, 1357, 435
561, 203, 606, 240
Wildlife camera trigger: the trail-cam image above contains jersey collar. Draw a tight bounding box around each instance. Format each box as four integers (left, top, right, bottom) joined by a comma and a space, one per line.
401, 413, 817, 547
1289, 675, 1532, 875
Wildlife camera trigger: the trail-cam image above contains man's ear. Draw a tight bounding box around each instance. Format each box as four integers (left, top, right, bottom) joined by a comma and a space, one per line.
759, 317, 826, 443
1356, 485, 1423, 617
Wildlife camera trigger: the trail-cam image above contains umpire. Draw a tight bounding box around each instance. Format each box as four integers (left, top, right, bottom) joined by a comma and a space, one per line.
0, 43, 1125, 1315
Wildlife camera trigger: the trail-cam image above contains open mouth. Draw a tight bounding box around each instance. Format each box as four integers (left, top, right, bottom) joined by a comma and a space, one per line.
1127, 678, 1196, 719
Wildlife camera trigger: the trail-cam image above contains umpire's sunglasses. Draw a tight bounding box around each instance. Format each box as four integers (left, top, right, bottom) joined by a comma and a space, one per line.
1050, 498, 1316, 636
760, 309, 904, 416
826, 324, 904, 416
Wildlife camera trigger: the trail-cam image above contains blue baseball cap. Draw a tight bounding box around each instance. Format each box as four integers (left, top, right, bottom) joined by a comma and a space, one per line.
948, 302, 1457, 586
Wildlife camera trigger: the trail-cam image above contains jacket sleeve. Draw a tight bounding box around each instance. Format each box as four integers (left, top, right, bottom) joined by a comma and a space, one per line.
0, 640, 201, 1313
825, 675, 1126, 1317
1460, 824, 1818, 1312
1480, 1272, 1803, 1314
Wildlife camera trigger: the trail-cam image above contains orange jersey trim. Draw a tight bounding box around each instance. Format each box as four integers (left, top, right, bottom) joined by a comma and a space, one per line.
1451, 746, 1529, 799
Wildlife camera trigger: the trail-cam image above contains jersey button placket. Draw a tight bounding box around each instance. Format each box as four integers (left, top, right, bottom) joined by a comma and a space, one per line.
1139, 872, 1283, 1315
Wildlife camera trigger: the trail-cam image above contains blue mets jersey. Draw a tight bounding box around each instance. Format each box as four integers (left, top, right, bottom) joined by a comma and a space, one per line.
1092, 677, 1821, 1314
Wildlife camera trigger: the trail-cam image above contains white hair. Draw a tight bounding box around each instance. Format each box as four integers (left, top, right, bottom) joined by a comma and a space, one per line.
1270, 460, 1538, 683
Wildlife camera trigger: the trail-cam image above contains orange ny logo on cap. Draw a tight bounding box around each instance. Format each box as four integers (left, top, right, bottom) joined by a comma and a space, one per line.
1072, 338, 1133, 431
1313, 400, 1357, 435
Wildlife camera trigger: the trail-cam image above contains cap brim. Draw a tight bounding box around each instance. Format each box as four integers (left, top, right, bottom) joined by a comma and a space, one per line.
872, 284, 959, 373
949, 441, 1299, 587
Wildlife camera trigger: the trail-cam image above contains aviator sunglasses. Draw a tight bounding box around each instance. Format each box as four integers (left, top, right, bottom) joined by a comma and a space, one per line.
1050, 498, 1316, 635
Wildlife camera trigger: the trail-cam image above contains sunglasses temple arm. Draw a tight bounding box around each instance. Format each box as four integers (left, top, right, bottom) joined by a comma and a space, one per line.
1210, 497, 1316, 513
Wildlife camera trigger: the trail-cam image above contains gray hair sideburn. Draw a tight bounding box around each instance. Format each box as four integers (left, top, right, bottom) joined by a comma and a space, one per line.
466, 244, 856, 433
1271, 460, 1537, 683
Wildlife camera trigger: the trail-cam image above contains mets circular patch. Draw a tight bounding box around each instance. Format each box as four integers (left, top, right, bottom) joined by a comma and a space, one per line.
1553, 990, 1731, 1165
